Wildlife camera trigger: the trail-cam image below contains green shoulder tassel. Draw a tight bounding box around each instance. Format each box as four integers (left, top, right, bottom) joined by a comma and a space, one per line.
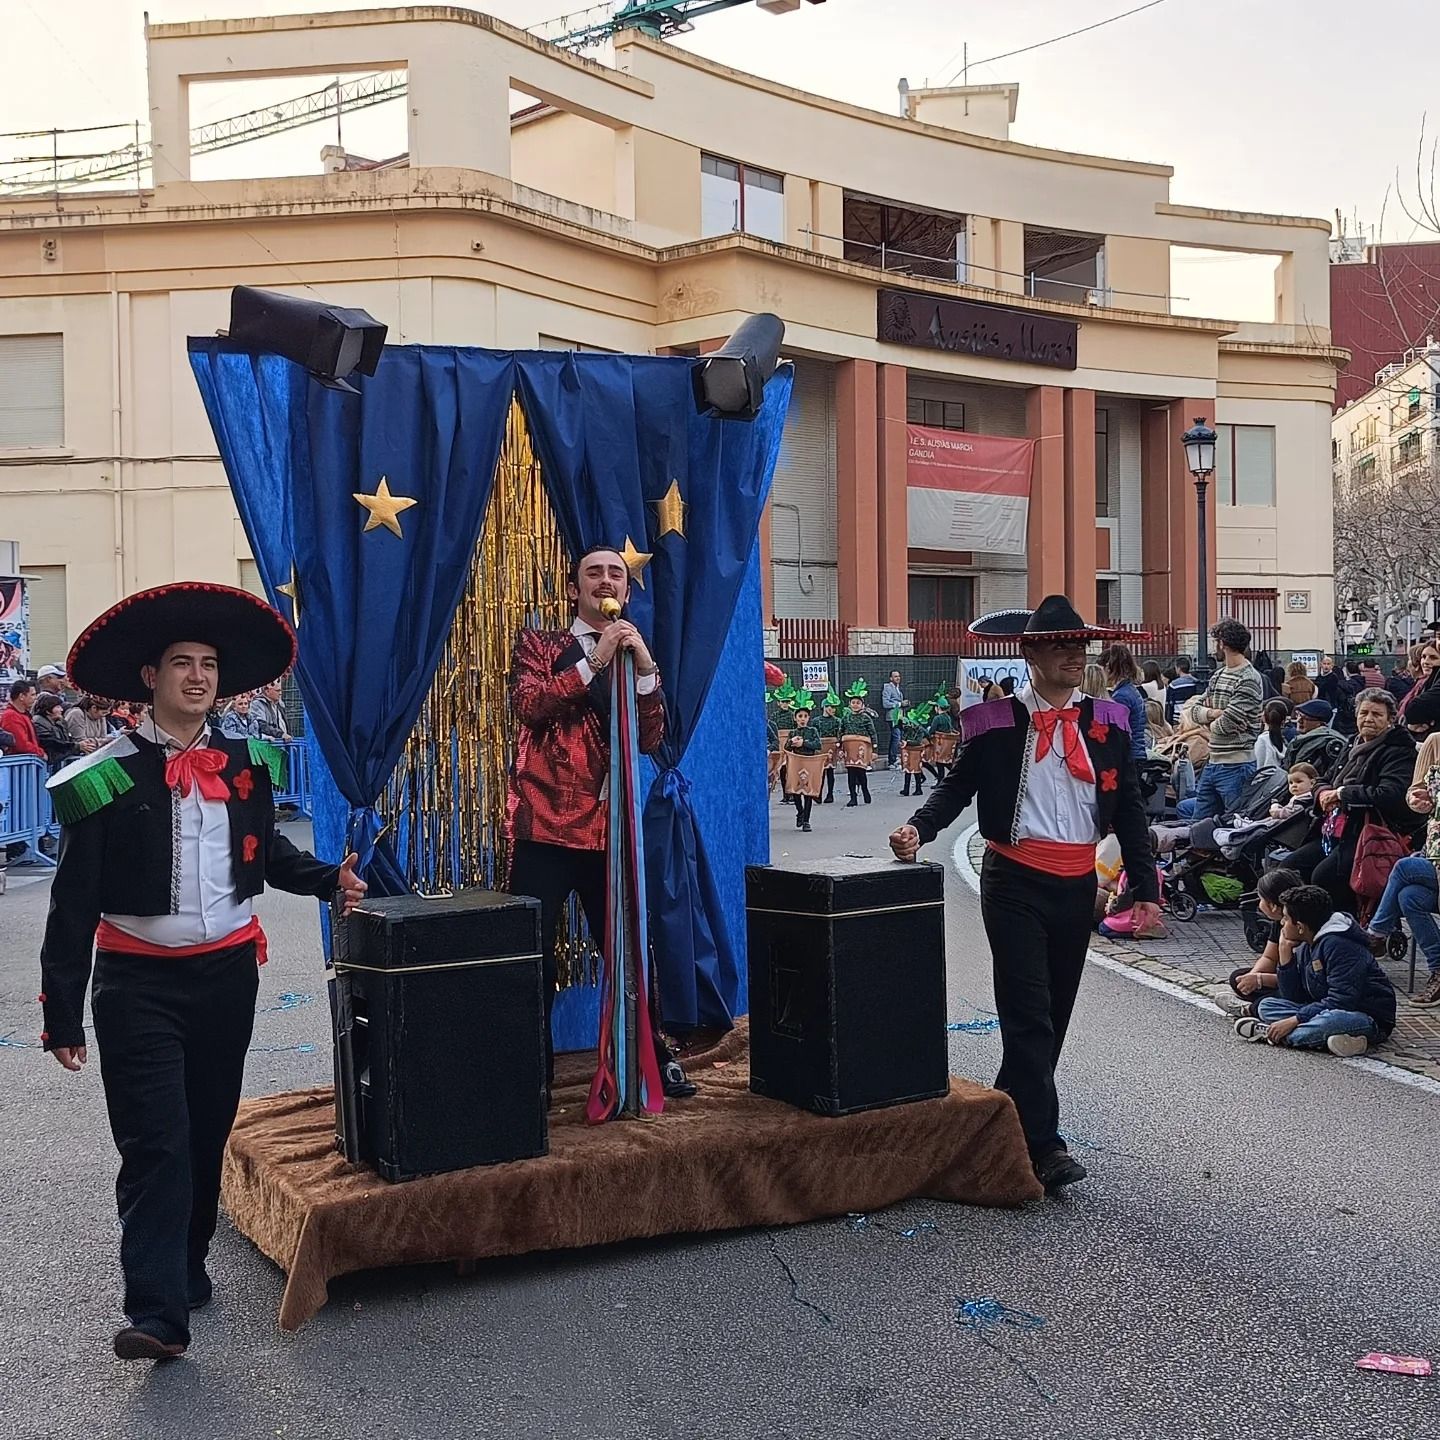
49, 756, 135, 825
247, 738, 286, 789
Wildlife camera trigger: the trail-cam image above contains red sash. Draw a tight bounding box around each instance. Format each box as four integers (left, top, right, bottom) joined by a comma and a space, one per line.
95, 914, 268, 965
988, 837, 1097, 878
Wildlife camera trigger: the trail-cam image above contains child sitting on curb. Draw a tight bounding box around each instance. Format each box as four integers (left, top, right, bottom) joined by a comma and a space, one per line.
1233, 884, 1396, 1056
1227, 866, 1303, 1016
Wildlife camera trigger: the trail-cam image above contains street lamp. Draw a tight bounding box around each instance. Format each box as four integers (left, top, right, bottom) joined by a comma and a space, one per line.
1181, 416, 1218, 681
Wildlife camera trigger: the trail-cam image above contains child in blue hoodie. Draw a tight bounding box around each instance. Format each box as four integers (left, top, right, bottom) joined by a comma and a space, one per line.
1232, 883, 1396, 1056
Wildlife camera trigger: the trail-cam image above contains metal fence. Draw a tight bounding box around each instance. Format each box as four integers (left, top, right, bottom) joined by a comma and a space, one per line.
0, 739, 310, 880
774, 618, 850, 660
0, 756, 57, 868
1217, 588, 1279, 655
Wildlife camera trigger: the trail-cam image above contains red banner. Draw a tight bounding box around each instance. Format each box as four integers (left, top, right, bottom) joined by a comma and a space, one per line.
906, 424, 1035, 555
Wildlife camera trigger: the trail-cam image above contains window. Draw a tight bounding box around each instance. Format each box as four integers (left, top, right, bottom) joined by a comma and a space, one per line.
843, 194, 968, 282
1331, 438, 1340, 464
1095, 408, 1113, 517
908, 574, 974, 624
700, 154, 784, 241
1397, 430, 1423, 467
537, 336, 615, 353
22, 565, 67, 667
0, 334, 63, 447
1023, 227, 1105, 302
1355, 454, 1377, 493
906, 398, 965, 431
1094, 579, 1118, 625
1409, 387, 1423, 420
1215, 423, 1276, 506
1352, 415, 1377, 451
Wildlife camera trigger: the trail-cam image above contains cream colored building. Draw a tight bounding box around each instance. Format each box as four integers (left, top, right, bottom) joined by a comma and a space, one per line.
0, 5, 1340, 666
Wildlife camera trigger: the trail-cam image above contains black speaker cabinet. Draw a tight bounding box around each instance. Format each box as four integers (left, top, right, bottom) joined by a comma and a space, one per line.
332, 889, 547, 1181
746, 855, 948, 1116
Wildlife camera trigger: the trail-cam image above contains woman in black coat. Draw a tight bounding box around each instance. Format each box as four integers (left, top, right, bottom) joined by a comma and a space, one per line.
1287, 686, 1416, 914
31, 693, 78, 774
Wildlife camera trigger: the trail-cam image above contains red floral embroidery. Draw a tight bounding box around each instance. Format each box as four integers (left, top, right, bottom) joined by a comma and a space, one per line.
242, 834, 259, 863
39, 1031, 49, 1045
36, 992, 45, 1004
1088, 720, 1110, 744
233, 768, 254, 801
1100, 769, 1119, 793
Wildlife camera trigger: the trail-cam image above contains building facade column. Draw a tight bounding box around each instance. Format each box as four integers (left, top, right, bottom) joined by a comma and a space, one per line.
1167, 398, 1216, 637
1140, 404, 1173, 625
875, 363, 910, 629
1062, 388, 1097, 618
1025, 385, 1066, 604
836, 358, 880, 627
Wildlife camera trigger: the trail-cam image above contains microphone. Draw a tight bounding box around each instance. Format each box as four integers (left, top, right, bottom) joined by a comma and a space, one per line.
599, 597, 622, 620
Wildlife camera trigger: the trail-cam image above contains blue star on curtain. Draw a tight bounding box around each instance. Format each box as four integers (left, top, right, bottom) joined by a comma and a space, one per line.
516, 352, 793, 1030
188, 340, 516, 894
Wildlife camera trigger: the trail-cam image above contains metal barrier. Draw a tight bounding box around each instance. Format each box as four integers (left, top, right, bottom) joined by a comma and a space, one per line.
0, 755, 57, 868
273, 739, 312, 818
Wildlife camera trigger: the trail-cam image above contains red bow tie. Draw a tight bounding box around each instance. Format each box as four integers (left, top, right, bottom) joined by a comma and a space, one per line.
1032, 707, 1094, 782
165, 747, 231, 803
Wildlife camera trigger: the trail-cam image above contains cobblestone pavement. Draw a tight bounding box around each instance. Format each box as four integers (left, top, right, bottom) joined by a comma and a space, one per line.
967, 830, 1440, 1083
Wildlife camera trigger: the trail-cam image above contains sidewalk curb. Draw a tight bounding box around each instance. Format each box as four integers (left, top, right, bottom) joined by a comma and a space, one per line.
950, 823, 1440, 1100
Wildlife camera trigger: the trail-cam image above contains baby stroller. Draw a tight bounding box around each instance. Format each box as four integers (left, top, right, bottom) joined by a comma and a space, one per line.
1162, 767, 1291, 932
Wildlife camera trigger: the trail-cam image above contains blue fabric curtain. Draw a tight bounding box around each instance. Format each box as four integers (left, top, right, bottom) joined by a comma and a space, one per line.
188, 340, 515, 892
515, 353, 793, 1030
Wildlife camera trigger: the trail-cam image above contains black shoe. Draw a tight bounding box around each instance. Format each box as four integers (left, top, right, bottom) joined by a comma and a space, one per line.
845, 799, 858, 808
801, 821, 812, 832
662, 1059, 697, 1099
1033, 1149, 1088, 1193
113, 1323, 187, 1361
863, 795, 871, 804
189, 1275, 213, 1311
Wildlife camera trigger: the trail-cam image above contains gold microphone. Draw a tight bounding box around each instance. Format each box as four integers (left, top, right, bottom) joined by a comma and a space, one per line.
599, 597, 622, 620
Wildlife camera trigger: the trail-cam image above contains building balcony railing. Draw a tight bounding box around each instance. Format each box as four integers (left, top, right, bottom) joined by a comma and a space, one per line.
773, 617, 849, 659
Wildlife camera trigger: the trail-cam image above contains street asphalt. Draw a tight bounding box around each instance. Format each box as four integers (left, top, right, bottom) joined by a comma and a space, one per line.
2, 772, 1438, 1440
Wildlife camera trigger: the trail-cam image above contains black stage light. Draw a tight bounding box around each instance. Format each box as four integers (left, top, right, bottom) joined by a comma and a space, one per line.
228, 286, 387, 393
692, 313, 785, 421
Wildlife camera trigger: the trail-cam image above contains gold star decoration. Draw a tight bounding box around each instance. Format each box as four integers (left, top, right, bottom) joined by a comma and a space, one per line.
276, 562, 302, 630
653, 479, 687, 540
352, 476, 418, 539
619, 535, 653, 589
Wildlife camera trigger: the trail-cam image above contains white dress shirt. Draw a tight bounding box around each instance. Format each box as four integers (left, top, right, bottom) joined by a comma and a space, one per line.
1014, 684, 1100, 845
105, 718, 253, 948
571, 616, 659, 695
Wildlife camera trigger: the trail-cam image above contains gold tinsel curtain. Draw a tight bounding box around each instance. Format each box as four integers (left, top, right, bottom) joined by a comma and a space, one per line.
382, 401, 592, 973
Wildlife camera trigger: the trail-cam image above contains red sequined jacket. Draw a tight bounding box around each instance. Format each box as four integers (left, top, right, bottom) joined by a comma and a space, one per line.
507, 627, 666, 853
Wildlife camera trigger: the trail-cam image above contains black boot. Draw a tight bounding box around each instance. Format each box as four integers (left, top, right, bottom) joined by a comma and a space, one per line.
902, 778, 911, 796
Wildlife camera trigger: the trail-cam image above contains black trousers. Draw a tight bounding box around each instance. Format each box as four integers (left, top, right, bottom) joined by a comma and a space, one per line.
509, 839, 669, 1085
91, 940, 259, 1345
846, 767, 871, 802
979, 849, 1097, 1160
1287, 837, 1358, 914
822, 765, 836, 802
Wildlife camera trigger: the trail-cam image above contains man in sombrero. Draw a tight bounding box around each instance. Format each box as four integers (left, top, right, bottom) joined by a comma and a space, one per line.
37, 583, 366, 1361
889, 596, 1159, 1193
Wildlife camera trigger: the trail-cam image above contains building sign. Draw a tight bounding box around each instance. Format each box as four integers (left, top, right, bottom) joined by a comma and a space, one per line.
878, 289, 1078, 370
907, 423, 1035, 555
801, 660, 830, 693
958, 657, 1026, 706
1284, 590, 1311, 613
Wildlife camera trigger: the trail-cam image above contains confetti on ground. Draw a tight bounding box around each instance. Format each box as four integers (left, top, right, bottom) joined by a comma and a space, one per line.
1356, 1353, 1432, 1377
259, 991, 315, 1013
947, 1016, 1001, 1035
956, 1297, 1054, 1403
765, 1231, 832, 1326
0, 1030, 35, 1049
248, 1043, 318, 1055
846, 1213, 939, 1240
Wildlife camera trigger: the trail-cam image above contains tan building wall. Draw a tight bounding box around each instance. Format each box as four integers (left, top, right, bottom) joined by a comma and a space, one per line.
0, 5, 1341, 662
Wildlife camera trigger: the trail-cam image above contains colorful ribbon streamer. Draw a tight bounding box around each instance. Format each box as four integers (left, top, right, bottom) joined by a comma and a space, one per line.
586, 648, 664, 1122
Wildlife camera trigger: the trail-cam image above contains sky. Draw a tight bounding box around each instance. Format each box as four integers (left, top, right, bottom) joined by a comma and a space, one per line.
4, 0, 1440, 319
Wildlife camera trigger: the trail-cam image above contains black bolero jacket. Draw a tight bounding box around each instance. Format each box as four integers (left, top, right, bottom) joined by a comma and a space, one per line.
38, 732, 338, 1051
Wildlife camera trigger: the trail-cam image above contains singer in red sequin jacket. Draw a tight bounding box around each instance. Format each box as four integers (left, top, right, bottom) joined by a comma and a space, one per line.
507, 627, 666, 853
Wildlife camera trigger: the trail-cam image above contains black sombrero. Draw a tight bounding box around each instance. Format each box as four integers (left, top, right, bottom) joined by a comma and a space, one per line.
67, 582, 297, 703
969, 594, 1129, 641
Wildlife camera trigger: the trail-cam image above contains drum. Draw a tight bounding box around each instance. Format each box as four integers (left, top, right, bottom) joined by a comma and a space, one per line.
902, 743, 926, 775
820, 736, 839, 769
782, 750, 824, 798
929, 731, 959, 765
840, 735, 873, 770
